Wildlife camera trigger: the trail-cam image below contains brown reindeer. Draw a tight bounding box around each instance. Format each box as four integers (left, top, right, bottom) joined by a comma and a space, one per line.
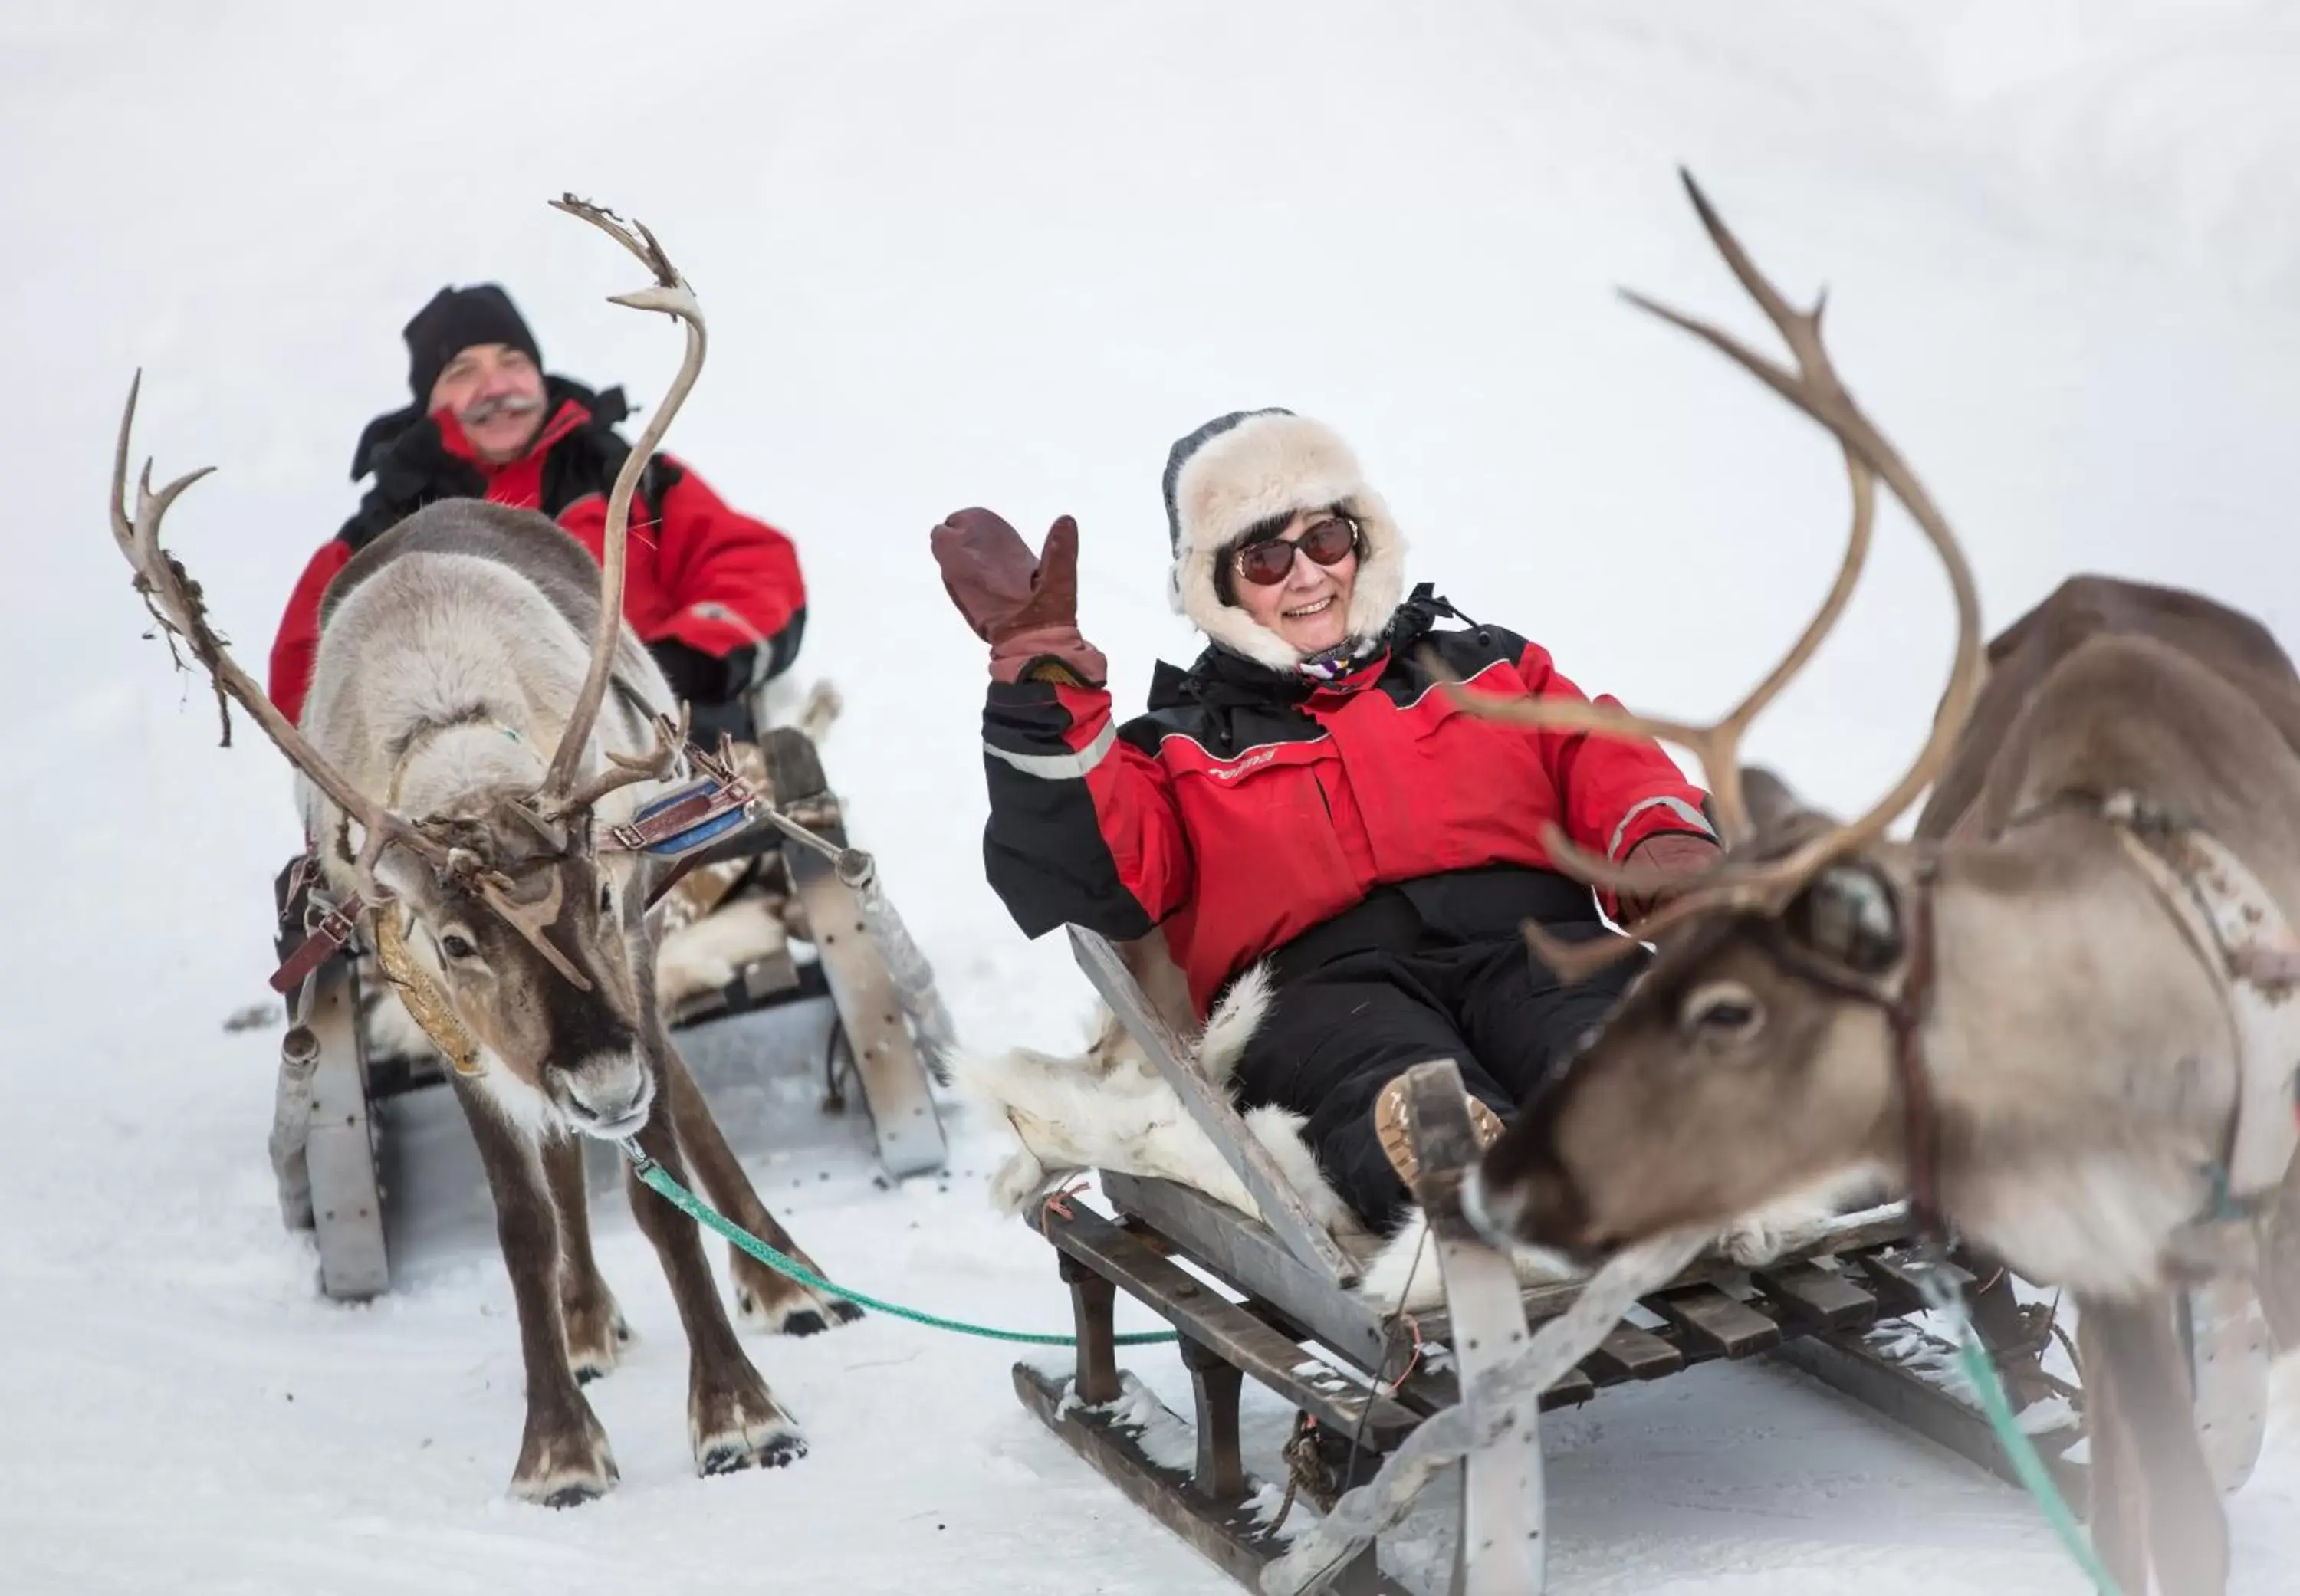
1448, 172, 2300, 1596
110, 198, 858, 1506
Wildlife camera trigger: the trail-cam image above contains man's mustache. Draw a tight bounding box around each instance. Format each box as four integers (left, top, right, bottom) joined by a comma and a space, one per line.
462, 392, 546, 425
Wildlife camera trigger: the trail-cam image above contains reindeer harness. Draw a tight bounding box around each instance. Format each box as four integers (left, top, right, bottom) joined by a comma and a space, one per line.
266, 727, 766, 1074
1756, 790, 2300, 1247
1888, 793, 2300, 1249
2095, 792, 2300, 1217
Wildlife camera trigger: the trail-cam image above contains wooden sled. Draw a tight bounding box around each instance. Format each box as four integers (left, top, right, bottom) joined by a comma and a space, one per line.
271, 726, 952, 1303
1011, 927, 2272, 1595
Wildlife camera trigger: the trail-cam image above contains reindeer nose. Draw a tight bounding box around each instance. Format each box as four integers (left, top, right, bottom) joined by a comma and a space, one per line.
1469, 1106, 1592, 1253
563, 1053, 652, 1138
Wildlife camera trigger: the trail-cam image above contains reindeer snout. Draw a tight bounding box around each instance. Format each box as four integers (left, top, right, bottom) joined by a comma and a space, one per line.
1467, 1105, 1598, 1259
560, 1051, 654, 1138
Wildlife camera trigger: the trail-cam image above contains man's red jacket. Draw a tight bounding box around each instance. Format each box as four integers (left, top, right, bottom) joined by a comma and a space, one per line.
268, 379, 803, 724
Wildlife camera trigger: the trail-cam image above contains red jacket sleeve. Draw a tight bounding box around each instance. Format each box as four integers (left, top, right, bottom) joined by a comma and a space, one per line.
1513, 640, 1716, 908
980, 678, 1193, 939
645, 457, 807, 658
269, 540, 354, 726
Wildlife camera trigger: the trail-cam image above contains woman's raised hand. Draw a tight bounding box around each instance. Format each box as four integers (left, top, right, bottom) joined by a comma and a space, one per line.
929, 507, 1109, 686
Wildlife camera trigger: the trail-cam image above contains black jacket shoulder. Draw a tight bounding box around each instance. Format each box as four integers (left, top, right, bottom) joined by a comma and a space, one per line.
332, 375, 685, 553
1116, 586, 1530, 759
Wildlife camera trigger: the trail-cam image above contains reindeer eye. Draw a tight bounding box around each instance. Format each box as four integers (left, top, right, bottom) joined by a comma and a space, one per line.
1682, 980, 1763, 1043
599, 882, 613, 914
439, 931, 479, 961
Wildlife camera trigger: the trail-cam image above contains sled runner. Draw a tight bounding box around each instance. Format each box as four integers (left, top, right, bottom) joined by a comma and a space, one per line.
269, 720, 955, 1302
1005, 927, 2268, 1596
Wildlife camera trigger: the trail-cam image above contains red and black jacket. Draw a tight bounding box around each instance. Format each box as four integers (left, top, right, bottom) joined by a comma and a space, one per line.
267, 376, 806, 724
981, 591, 1716, 1020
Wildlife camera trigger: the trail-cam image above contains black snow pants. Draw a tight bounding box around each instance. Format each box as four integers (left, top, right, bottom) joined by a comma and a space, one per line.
1227, 865, 1648, 1235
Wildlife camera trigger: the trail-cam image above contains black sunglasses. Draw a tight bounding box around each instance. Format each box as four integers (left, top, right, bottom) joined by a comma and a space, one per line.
1232, 514, 1361, 587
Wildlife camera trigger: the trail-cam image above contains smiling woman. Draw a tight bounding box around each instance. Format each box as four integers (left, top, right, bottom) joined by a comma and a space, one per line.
928, 406, 1730, 1258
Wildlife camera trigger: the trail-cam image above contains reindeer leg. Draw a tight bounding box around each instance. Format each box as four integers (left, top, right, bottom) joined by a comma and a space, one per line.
623, 1100, 808, 1477
648, 1019, 862, 1335
451, 1079, 616, 1506
540, 1133, 630, 1384
2075, 1301, 2148, 1595
2085, 1292, 2231, 1596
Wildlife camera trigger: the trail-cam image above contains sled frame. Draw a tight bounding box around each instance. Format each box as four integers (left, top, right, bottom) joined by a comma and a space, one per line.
765, 732, 948, 1180
1017, 930, 2103, 1595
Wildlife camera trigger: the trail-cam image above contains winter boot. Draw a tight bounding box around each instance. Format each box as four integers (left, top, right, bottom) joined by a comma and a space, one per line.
1373, 1074, 1504, 1190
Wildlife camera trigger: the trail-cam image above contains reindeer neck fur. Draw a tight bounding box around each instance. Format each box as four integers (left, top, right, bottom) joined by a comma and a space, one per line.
1911, 811, 2241, 1296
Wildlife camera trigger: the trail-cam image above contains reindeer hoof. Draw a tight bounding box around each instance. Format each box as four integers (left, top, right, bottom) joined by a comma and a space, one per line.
564, 1302, 632, 1385
692, 1387, 807, 1476
701, 1426, 808, 1476
735, 1279, 864, 1338
538, 1478, 610, 1509
511, 1409, 618, 1506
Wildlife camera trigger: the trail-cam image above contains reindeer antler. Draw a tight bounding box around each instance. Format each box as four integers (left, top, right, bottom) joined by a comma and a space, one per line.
1456, 169, 1984, 978
110, 375, 454, 893
553, 704, 691, 817
540, 195, 708, 803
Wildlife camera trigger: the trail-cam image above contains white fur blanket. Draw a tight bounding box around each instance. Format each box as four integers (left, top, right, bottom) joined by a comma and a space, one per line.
946, 963, 1845, 1314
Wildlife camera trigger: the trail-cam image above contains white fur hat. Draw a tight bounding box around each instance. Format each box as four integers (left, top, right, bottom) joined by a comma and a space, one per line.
1161, 409, 1409, 670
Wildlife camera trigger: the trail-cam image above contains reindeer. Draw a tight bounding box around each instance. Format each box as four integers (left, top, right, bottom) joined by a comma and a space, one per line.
1442, 170, 2300, 1596
109, 198, 859, 1506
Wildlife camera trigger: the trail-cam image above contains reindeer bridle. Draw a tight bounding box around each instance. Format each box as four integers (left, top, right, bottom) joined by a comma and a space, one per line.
1747, 857, 1951, 1242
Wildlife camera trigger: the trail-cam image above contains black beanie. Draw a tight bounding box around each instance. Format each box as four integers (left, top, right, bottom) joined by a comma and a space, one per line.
402, 284, 544, 404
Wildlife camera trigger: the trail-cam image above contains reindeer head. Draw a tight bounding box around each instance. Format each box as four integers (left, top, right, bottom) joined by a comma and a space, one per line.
1471, 773, 1931, 1263
369, 777, 662, 1133
1443, 171, 1986, 1262
110, 195, 707, 1141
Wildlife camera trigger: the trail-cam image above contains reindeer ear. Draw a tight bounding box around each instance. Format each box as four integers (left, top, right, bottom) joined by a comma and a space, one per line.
1786, 862, 1905, 976
1742, 767, 1823, 834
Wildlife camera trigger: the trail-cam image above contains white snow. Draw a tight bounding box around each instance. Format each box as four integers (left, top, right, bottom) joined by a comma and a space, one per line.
5, 2, 2300, 1592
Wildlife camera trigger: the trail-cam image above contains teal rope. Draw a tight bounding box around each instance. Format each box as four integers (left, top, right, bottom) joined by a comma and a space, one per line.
622, 1143, 1178, 1348
1916, 1266, 2121, 1595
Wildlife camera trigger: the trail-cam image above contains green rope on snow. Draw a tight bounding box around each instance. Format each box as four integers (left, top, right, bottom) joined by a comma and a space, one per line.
627, 1144, 2118, 1591
1916, 1264, 2121, 1596
622, 1142, 1179, 1348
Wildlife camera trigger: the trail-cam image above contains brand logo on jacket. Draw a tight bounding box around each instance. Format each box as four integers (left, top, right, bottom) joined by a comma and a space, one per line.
1208, 748, 1278, 782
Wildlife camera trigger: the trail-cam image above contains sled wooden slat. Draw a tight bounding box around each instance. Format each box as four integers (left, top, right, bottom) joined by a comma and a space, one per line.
1014, 1363, 1412, 1596
1582, 1323, 1685, 1383
1651, 1284, 1783, 1358
304, 958, 390, 1302
1772, 1329, 2090, 1505
788, 840, 948, 1180
1391, 1355, 1599, 1417
1411, 1204, 1918, 1346
1102, 1171, 1395, 1373
1070, 925, 1357, 1287
1853, 1249, 1971, 1319
1039, 1199, 1422, 1450
1751, 1259, 1880, 1332
1396, 1059, 1547, 1596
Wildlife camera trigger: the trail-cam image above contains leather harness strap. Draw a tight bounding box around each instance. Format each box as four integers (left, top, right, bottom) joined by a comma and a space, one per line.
269, 885, 367, 995
598, 770, 758, 854
1753, 857, 1949, 1243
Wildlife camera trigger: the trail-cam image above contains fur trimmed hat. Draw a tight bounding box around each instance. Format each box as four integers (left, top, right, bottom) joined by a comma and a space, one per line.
1161, 409, 1409, 671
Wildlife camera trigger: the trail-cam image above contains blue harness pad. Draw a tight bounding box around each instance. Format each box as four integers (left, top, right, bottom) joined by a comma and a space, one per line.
625, 777, 756, 857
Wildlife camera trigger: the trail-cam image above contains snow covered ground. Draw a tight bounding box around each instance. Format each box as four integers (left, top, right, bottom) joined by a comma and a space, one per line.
5, 2, 2300, 1591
